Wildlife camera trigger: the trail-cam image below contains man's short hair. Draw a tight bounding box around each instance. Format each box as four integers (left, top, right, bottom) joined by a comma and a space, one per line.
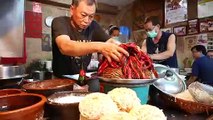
191, 45, 207, 55
72, 0, 97, 7
145, 16, 161, 26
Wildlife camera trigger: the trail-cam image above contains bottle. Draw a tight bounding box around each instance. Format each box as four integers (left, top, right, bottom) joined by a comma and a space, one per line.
43, 62, 52, 80
77, 61, 87, 86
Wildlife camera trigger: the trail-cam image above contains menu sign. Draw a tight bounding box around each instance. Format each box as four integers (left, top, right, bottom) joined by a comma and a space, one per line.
198, 0, 213, 18
165, 0, 188, 25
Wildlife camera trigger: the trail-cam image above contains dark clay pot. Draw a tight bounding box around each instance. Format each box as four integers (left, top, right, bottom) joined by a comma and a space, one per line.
0, 93, 46, 120
22, 79, 75, 97
0, 89, 24, 97
46, 91, 89, 120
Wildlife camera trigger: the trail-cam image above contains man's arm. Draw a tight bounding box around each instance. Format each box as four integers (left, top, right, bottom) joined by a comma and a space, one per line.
187, 60, 199, 86
141, 40, 147, 53
56, 35, 129, 62
150, 34, 176, 60
186, 75, 198, 86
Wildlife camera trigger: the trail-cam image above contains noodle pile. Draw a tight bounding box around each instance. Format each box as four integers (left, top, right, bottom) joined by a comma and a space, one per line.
79, 88, 166, 120
129, 105, 167, 120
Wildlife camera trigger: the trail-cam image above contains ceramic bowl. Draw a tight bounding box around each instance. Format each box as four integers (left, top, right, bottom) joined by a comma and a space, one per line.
0, 93, 46, 120
46, 91, 89, 120
0, 89, 24, 97
22, 79, 75, 97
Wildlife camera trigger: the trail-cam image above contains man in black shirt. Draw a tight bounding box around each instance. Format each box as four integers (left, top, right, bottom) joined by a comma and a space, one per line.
52, 0, 129, 78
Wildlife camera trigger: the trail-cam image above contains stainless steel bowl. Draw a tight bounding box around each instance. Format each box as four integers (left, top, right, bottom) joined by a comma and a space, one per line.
153, 64, 186, 95
0, 65, 25, 79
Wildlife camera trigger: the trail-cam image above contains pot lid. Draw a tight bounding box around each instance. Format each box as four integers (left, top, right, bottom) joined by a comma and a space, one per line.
153, 64, 186, 95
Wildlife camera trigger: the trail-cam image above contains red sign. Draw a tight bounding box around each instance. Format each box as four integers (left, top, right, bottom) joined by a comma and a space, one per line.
25, 11, 42, 38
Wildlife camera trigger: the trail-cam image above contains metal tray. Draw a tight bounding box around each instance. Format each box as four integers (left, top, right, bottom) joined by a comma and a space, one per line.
63, 72, 97, 81
99, 77, 158, 85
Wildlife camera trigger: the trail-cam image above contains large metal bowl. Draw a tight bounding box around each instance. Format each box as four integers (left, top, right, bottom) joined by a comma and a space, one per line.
153, 64, 186, 95
0, 65, 25, 79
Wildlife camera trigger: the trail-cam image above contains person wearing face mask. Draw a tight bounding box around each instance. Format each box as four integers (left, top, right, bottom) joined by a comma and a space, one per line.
51, 0, 129, 78
141, 16, 178, 68
187, 45, 213, 86
107, 25, 121, 44
108, 25, 120, 37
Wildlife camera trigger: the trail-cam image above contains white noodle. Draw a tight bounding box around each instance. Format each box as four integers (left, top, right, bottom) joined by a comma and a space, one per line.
50, 96, 85, 104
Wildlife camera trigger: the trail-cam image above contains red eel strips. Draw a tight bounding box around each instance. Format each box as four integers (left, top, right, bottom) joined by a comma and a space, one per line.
98, 43, 158, 79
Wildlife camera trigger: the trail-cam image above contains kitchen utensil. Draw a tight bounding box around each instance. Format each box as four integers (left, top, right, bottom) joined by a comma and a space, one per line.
0, 65, 25, 79
22, 78, 75, 97
98, 77, 157, 104
153, 64, 186, 95
159, 89, 213, 114
0, 65, 27, 88
0, 89, 24, 97
0, 93, 46, 120
99, 77, 158, 85
46, 91, 89, 120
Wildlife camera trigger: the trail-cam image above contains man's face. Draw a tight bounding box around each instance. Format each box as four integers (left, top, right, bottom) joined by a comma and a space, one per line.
144, 21, 160, 39
71, 1, 96, 30
144, 22, 159, 33
191, 49, 201, 59
207, 52, 213, 58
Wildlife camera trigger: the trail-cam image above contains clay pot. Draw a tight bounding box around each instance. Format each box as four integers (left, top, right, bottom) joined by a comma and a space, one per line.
22, 79, 75, 97
46, 91, 89, 120
0, 89, 24, 97
0, 93, 46, 120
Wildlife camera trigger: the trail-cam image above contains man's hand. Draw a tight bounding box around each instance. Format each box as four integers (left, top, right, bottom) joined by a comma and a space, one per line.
100, 42, 129, 63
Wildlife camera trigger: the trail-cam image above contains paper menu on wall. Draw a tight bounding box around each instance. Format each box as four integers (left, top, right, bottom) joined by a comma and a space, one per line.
207, 33, 213, 50
197, 34, 208, 48
165, 0, 188, 25
198, 0, 213, 18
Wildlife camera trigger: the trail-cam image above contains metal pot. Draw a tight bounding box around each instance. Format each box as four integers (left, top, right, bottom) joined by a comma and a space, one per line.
0, 65, 26, 89
148, 64, 187, 108
0, 65, 25, 79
